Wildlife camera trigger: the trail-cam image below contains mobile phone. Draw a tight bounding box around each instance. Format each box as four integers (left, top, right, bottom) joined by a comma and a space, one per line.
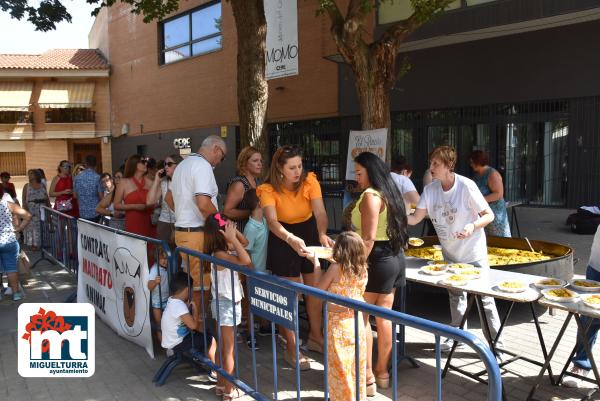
159, 170, 167, 178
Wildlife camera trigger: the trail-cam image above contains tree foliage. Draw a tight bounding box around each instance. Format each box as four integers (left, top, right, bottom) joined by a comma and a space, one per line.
317, 0, 454, 134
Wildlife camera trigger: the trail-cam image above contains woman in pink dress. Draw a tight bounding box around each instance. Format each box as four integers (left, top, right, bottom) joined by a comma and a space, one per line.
49, 160, 78, 218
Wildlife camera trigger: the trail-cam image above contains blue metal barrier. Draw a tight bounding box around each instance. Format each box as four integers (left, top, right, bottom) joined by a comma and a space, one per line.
173, 247, 502, 401
33, 206, 79, 277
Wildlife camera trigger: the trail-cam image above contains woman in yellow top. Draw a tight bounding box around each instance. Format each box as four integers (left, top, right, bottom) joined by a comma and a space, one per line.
257, 145, 333, 370
352, 151, 408, 393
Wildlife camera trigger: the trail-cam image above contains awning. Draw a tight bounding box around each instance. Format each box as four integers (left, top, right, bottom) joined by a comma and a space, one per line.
0, 82, 33, 111
38, 82, 95, 109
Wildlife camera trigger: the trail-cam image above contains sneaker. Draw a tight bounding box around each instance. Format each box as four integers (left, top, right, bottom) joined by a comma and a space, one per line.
562, 365, 590, 388
439, 337, 465, 353
12, 292, 23, 301
246, 334, 260, 350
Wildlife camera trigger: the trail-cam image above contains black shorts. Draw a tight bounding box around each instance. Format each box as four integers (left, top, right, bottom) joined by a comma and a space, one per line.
365, 241, 405, 294
266, 215, 320, 278
173, 327, 215, 354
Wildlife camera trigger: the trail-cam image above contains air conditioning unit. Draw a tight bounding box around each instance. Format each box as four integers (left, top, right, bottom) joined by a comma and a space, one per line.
121, 123, 129, 136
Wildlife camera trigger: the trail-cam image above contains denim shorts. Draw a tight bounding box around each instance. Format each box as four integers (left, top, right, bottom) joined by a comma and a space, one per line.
211, 298, 242, 327
0, 241, 20, 273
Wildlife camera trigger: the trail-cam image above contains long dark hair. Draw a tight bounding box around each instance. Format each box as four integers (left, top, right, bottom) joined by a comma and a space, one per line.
204, 213, 229, 255
354, 152, 408, 253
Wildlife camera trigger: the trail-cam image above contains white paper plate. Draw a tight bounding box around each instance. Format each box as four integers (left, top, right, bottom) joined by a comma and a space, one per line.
408, 237, 425, 247
305, 246, 333, 260
447, 263, 476, 273
420, 264, 448, 276
458, 270, 481, 280
570, 279, 600, 292
440, 275, 469, 287
497, 281, 526, 293
542, 288, 579, 303
534, 278, 568, 290
582, 294, 600, 309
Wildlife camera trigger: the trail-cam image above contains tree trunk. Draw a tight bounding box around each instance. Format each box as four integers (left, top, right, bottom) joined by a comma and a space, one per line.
230, 0, 269, 156
349, 44, 398, 161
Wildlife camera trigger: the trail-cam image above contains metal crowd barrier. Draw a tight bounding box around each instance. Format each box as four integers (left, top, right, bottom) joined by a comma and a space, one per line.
33, 206, 79, 277
174, 247, 502, 401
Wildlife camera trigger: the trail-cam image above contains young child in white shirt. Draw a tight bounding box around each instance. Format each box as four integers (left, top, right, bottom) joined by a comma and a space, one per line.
161, 271, 216, 361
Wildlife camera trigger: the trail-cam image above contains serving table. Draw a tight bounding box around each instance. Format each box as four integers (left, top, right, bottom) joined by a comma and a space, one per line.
406, 258, 554, 400
527, 293, 600, 401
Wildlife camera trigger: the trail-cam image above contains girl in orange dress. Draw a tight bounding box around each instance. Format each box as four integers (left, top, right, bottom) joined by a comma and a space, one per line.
308, 231, 369, 401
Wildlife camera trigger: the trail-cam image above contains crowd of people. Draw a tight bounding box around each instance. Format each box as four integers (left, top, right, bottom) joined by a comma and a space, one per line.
0, 135, 525, 400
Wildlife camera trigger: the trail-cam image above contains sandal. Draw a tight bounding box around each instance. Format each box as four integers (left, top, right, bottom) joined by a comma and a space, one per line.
222, 388, 242, 400
215, 385, 225, 397
284, 351, 311, 371
375, 375, 390, 389
305, 338, 323, 354
366, 378, 377, 397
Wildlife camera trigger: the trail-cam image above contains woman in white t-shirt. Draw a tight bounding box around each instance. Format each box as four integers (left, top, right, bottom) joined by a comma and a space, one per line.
408, 146, 503, 353
147, 154, 182, 249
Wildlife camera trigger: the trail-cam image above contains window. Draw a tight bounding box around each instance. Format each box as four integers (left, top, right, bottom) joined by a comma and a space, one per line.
378, 0, 499, 24
378, 0, 461, 24
160, 1, 222, 65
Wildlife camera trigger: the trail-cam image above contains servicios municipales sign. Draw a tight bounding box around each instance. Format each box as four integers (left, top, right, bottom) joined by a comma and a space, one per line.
247, 277, 296, 330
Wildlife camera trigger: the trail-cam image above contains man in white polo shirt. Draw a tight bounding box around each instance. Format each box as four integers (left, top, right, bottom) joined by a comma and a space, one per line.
170, 135, 227, 318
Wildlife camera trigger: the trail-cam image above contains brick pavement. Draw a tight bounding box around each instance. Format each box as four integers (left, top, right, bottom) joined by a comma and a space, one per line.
1, 206, 599, 401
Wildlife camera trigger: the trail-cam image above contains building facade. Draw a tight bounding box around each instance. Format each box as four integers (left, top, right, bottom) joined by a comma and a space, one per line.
92, 0, 600, 207
0, 49, 111, 177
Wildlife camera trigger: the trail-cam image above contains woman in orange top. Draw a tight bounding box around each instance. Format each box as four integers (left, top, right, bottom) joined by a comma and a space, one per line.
257, 145, 333, 370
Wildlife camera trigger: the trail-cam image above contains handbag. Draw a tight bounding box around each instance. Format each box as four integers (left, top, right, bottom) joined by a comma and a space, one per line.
56, 198, 73, 212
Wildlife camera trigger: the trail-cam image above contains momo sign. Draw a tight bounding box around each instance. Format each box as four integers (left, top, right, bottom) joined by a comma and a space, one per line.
18, 303, 95, 377
265, 0, 298, 80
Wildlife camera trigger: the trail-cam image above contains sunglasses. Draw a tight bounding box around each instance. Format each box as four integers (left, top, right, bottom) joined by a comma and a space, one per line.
139, 158, 149, 165
165, 161, 177, 167
62, 164, 72, 169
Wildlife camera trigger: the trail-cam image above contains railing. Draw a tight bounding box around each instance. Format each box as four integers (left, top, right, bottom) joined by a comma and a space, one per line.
33, 206, 79, 277
175, 247, 503, 401
45, 108, 95, 123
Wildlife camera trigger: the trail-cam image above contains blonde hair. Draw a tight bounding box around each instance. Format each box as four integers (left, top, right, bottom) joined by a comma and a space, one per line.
332, 231, 368, 278
236, 146, 261, 176
429, 146, 457, 172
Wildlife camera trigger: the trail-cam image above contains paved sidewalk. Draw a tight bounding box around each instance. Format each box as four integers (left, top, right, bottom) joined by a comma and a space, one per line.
1, 206, 598, 401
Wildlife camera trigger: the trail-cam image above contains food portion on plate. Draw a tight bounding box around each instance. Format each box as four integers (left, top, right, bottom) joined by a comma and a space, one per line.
456, 269, 481, 280
497, 280, 526, 293
441, 275, 469, 287
408, 237, 425, 247
534, 278, 567, 289
541, 288, 579, 303
428, 260, 452, 266
406, 245, 551, 266
582, 294, 600, 309
447, 263, 476, 273
420, 264, 448, 276
305, 246, 334, 260
570, 279, 600, 292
